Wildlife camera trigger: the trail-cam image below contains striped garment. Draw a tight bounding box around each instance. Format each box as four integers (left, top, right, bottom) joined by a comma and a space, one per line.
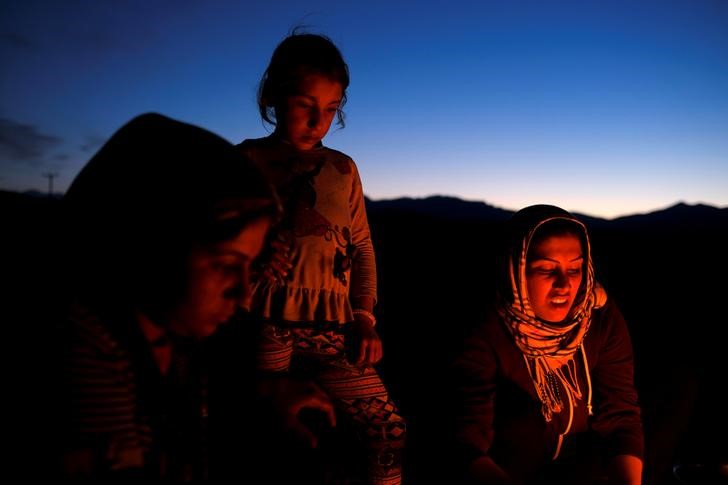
61, 303, 207, 482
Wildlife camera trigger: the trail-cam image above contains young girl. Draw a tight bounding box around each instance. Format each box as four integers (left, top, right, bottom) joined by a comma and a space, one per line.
452, 205, 644, 484
237, 32, 406, 485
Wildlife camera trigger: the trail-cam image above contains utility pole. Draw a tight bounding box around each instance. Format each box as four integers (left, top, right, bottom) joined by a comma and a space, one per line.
43, 172, 59, 196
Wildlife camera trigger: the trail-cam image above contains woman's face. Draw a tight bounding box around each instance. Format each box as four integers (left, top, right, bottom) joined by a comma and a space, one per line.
276, 73, 343, 151
526, 233, 584, 323
165, 216, 270, 338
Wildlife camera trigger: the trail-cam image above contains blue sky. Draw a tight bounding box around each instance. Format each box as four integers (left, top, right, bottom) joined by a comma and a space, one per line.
1, 0, 726, 218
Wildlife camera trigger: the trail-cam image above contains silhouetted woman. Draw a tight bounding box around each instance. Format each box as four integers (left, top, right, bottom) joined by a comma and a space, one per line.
57, 113, 333, 482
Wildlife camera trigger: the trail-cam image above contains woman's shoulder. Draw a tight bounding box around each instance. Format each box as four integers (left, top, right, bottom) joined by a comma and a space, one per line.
591, 294, 626, 327
461, 305, 508, 345
236, 136, 274, 152
584, 294, 633, 351
64, 303, 128, 358
451, 306, 515, 372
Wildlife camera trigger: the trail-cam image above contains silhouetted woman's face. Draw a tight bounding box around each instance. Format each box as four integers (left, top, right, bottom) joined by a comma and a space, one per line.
277, 73, 343, 151
164, 216, 271, 338
526, 233, 584, 323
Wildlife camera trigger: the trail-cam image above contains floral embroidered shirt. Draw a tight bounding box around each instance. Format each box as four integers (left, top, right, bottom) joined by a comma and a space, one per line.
236, 135, 377, 323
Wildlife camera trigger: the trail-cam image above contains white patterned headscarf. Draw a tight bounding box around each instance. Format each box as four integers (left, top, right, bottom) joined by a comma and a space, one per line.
497, 205, 606, 423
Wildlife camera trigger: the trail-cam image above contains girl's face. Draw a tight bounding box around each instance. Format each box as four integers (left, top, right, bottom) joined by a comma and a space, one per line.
277, 73, 343, 151
526, 233, 584, 323
164, 216, 271, 338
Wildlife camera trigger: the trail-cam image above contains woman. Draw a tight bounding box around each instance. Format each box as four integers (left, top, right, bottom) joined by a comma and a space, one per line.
452, 204, 644, 484
57, 113, 334, 482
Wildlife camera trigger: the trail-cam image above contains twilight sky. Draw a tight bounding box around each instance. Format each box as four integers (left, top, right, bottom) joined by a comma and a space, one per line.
1, 0, 726, 218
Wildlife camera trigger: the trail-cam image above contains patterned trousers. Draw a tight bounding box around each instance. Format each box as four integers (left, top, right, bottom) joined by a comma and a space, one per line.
257, 322, 407, 485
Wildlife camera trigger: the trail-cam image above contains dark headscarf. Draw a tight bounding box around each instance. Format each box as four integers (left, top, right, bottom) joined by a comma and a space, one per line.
64, 113, 281, 309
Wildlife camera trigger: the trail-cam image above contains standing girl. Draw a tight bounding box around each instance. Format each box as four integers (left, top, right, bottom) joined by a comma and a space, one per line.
237, 32, 405, 485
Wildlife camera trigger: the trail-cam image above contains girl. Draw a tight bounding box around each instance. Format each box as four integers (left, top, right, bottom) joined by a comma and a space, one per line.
237, 32, 405, 485
452, 205, 644, 484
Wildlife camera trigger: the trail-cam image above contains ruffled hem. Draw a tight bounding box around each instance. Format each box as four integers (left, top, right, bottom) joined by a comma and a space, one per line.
250, 281, 353, 323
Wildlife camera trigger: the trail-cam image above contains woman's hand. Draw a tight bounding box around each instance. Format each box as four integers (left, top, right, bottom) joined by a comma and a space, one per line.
259, 377, 336, 449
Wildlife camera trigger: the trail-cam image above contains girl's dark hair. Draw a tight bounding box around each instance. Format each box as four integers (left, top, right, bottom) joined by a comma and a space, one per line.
258, 31, 350, 128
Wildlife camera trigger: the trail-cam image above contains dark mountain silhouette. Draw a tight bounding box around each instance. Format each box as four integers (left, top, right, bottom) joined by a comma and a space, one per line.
612, 201, 728, 229
367, 195, 514, 222
367, 194, 727, 228
3, 190, 726, 484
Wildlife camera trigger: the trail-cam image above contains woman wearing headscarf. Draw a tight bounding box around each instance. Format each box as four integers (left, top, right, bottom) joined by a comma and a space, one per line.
452, 205, 644, 484
56, 113, 334, 482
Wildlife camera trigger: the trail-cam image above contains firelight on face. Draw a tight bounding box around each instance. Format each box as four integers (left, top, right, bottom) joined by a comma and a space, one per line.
165, 217, 271, 338
526, 234, 584, 323
277, 73, 343, 151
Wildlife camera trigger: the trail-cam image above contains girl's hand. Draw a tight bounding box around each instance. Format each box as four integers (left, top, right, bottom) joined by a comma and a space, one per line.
350, 317, 383, 365
260, 238, 293, 284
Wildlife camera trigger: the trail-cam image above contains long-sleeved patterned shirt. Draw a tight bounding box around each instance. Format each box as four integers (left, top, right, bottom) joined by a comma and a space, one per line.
237, 136, 376, 323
